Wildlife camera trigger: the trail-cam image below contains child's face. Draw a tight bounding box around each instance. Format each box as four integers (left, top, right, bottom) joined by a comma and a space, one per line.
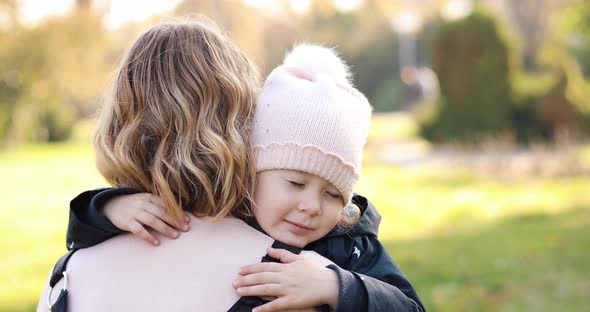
253, 169, 344, 248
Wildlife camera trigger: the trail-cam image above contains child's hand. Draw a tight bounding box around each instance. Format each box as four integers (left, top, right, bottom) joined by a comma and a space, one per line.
101, 193, 190, 246
233, 247, 339, 312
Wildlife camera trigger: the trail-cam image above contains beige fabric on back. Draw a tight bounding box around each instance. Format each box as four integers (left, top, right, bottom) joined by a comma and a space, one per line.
37, 216, 331, 312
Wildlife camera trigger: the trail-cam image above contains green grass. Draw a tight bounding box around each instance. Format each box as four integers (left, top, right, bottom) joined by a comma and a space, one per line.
355, 164, 590, 311
367, 112, 420, 142
1, 139, 589, 311
357, 165, 590, 241
389, 208, 590, 311
0, 142, 106, 312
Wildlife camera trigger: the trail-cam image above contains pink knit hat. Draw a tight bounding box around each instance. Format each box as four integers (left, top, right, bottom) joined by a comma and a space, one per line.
252, 44, 372, 205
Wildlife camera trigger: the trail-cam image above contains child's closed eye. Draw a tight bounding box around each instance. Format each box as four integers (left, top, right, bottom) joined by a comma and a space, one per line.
325, 191, 341, 200
288, 180, 305, 188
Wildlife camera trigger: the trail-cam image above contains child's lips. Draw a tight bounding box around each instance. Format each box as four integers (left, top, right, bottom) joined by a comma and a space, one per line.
285, 220, 313, 233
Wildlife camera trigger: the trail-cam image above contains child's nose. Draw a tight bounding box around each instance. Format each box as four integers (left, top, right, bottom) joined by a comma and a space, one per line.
297, 196, 321, 215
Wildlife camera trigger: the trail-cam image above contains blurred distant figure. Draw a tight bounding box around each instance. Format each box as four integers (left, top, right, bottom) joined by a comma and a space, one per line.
400, 66, 440, 108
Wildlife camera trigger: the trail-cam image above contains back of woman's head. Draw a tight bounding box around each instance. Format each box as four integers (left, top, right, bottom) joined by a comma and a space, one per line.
94, 19, 260, 224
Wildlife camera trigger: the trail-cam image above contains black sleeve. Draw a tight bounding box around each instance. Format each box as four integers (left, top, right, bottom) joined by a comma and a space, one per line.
325, 238, 424, 312
327, 264, 368, 312
345, 235, 425, 312
313, 194, 425, 312
66, 187, 141, 250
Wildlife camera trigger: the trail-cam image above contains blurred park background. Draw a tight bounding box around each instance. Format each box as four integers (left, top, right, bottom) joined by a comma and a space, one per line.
1, 0, 590, 311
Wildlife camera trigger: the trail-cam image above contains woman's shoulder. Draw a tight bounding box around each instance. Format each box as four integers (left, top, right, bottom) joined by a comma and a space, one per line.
73, 216, 273, 263
62, 216, 273, 311
175, 215, 274, 247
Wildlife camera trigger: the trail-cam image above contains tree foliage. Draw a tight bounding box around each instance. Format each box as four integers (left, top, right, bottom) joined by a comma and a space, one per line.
3, 0, 590, 145
0, 8, 110, 144
423, 10, 514, 142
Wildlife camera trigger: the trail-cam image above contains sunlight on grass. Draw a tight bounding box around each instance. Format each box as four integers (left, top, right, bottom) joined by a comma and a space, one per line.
0, 142, 106, 311
390, 209, 590, 311
356, 165, 590, 241
367, 112, 419, 142
579, 143, 590, 166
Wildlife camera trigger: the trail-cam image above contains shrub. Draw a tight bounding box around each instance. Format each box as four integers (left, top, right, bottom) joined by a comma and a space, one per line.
424, 10, 513, 142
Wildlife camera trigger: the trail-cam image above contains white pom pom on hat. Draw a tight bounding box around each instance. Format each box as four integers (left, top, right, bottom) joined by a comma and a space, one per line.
282, 44, 353, 87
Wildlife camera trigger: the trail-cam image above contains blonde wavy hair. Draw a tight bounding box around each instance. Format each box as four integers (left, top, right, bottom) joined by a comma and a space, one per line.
94, 19, 260, 225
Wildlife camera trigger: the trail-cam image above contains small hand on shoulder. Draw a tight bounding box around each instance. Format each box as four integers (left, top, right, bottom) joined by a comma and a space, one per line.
102, 193, 191, 246
233, 247, 339, 312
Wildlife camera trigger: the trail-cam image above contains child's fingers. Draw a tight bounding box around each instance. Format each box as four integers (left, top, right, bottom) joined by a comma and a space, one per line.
251, 298, 291, 312
233, 272, 279, 288
145, 193, 166, 208
128, 221, 159, 246
266, 247, 301, 264
141, 193, 190, 229
236, 283, 282, 298
239, 262, 283, 275
136, 210, 180, 239
145, 203, 189, 232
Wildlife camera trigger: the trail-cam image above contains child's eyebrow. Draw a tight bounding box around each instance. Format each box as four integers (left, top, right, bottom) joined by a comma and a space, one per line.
285, 170, 303, 177
280, 170, 307, 180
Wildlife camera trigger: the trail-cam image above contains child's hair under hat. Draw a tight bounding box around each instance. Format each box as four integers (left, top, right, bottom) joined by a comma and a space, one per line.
252, 44, 372, 208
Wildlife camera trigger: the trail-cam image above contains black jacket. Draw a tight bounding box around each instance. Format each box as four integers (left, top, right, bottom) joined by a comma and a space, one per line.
66, 188, 425, 312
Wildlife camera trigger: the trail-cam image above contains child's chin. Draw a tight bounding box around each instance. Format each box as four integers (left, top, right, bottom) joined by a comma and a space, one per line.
277, 235, 307, 248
